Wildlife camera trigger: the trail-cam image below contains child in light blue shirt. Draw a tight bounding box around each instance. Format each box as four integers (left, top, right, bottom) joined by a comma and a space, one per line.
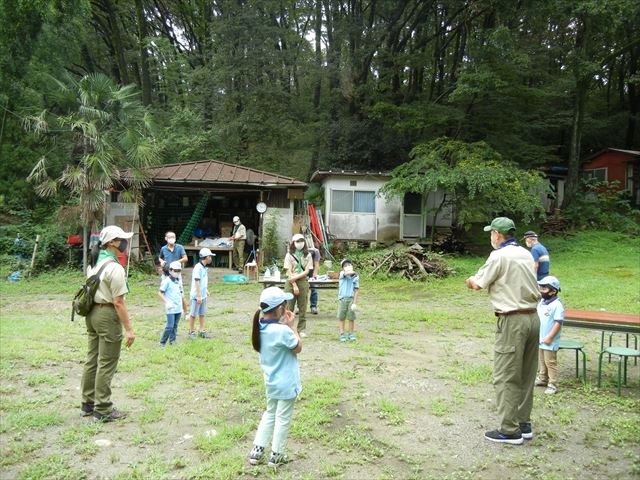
248, 287, 302, 468
188, 248, 214, 339
158, 261, 186, 346
535, 275, 564, 395
337, 259, 359, 342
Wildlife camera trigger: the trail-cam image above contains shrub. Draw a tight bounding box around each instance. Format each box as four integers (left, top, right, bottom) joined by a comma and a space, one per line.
564, 180, 640, 235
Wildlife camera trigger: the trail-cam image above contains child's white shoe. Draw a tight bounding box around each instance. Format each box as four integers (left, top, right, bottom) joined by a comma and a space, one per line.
544, 383, 558, 395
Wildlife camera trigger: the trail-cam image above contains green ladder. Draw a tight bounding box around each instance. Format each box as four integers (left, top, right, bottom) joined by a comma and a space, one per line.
178, 192, 209, 246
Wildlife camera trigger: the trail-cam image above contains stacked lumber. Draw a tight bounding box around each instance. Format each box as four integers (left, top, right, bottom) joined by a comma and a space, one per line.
365, 245, 453, 280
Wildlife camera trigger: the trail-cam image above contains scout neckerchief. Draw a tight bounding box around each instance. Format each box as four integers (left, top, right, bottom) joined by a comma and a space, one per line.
498, 238, 518, 249
96, 249, 129, 292
293, 250, 306, 273
97, 249, 118, 264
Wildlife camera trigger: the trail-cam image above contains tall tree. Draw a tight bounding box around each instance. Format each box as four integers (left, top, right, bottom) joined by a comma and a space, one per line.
26, 73, 161, 269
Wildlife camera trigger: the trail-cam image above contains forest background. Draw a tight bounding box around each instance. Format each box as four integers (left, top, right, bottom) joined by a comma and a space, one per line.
0, 0, 639, 267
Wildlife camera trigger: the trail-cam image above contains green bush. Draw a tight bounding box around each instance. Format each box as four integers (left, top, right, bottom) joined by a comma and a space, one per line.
0, 207, 74, 272
564, 180, 640, 235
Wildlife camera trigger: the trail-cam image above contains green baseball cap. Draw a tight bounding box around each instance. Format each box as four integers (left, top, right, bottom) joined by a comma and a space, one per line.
483, 217, 516, 234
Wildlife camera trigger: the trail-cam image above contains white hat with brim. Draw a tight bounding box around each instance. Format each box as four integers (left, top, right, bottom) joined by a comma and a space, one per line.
199, 248, 215, 257
291, 233, 305, 242
99, 225, 134, 245
260, 286, 294, 312
169, 261, 182, 270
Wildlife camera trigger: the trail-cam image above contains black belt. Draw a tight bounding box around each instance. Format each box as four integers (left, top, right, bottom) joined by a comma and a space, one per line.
495, 309, 536, 317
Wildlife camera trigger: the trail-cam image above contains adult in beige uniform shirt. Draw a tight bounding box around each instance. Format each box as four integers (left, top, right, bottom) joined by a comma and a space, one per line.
231, 216, 247, 272
466, 217, 540, 445
81, 226, 135, 422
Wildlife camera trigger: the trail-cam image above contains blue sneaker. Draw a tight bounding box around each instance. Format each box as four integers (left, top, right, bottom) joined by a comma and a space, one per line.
339, 333, 347, 342
348, 333, 356, 342
484, 429, 523, 445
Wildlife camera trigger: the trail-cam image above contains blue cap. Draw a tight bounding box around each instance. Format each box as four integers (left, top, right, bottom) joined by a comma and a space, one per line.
341, 258, 352, 267
538, 275, 561, 292
259, 287, 293, 312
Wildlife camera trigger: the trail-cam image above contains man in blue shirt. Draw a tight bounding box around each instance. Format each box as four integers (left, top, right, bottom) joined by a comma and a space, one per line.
523, 231, 550, 281
159, 231, 188, 275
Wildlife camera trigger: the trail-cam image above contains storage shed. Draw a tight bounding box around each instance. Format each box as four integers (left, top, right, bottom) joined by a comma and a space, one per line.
310, 170, 452, 242
581, 148, 640, 205
107, 160, 306, 262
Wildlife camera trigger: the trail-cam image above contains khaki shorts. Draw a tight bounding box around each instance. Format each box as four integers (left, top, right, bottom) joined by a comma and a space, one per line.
337, 297, 356, 321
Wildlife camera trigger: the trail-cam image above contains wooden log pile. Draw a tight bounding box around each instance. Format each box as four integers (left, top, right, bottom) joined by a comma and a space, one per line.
365, 245, 453, 280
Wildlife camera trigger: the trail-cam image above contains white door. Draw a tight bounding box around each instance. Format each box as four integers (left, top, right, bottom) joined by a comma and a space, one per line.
402, 192, 425, 239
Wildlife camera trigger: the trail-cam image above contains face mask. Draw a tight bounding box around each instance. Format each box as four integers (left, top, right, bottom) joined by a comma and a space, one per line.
294, 242, 305, 250
234, 221, 240, 225
167, 238, 176, 245
117, 239, 128, 253
490, 232, 500, 250
343, 265, 353, 273
541, 291, 555, 300
170, 270, 181, 278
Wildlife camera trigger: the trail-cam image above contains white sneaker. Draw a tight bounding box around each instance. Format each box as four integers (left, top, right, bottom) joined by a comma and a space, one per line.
535, 377, 548, 387
544, 384, 558, 395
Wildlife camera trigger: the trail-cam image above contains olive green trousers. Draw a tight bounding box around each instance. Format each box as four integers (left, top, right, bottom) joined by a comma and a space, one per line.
81, 306, 123, 415
285, 278, 309, 332
493, 312, 540, 435
233, 240, 246, 269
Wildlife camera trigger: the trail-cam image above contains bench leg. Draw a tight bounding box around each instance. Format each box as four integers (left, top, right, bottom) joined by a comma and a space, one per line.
597, 351, 605, 387
574, 350, 579, 380
616, 357, 622, 396
580, 349, 587, 384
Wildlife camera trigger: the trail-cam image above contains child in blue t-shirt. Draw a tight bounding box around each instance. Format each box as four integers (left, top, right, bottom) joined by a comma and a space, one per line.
535, 275, 564, 394
188, 248, 214, 339
248, 287, 302, 469
158, 261, 187, 346
337, 259, 359, 342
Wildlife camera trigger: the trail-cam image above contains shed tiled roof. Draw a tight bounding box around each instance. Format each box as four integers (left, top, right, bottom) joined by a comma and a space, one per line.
146, 160, 306, 187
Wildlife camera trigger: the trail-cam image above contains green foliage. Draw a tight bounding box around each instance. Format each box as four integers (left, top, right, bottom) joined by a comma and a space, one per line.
260, 210, 281, 266
25, 73, 161, 224
563, 180, 640, 235
381, 137, 549, 229
0, 206, 71, 272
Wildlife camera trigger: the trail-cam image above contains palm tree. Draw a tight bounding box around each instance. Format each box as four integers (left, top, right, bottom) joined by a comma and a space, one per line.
26, 73, 161, 271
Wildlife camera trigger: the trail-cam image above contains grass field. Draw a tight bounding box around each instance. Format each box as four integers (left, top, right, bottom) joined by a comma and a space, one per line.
0, 230, 638, 479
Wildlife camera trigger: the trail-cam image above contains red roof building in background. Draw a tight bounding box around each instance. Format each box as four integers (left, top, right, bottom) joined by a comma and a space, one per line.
581, 148, 640, 205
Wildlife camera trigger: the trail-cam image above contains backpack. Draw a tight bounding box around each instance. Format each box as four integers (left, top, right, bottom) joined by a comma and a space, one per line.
71, 259, 115, 321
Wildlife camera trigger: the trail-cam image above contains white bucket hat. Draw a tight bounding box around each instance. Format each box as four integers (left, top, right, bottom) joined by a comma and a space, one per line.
169, 261, 182, 271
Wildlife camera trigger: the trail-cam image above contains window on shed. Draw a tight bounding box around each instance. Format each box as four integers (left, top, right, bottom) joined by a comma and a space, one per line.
403, 192, 422, 214
354, 191, 375, 212
332, 190, 353, 212
331, 190, 375, 213
584, 168, 607, 182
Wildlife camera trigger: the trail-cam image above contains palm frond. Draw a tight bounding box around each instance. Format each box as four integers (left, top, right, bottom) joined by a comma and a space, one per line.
60, 164, 87, 191
22, 111, 50, 134
27, 156, 50, 184
79, 105, 112, 123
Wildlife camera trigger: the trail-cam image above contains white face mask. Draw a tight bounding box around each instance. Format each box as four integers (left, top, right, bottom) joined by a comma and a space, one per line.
169, 270, 180, 278
490, 231, 500, 250
167, 238, 176, 245
294, 241, 305, 250
343, 265, 353, 273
